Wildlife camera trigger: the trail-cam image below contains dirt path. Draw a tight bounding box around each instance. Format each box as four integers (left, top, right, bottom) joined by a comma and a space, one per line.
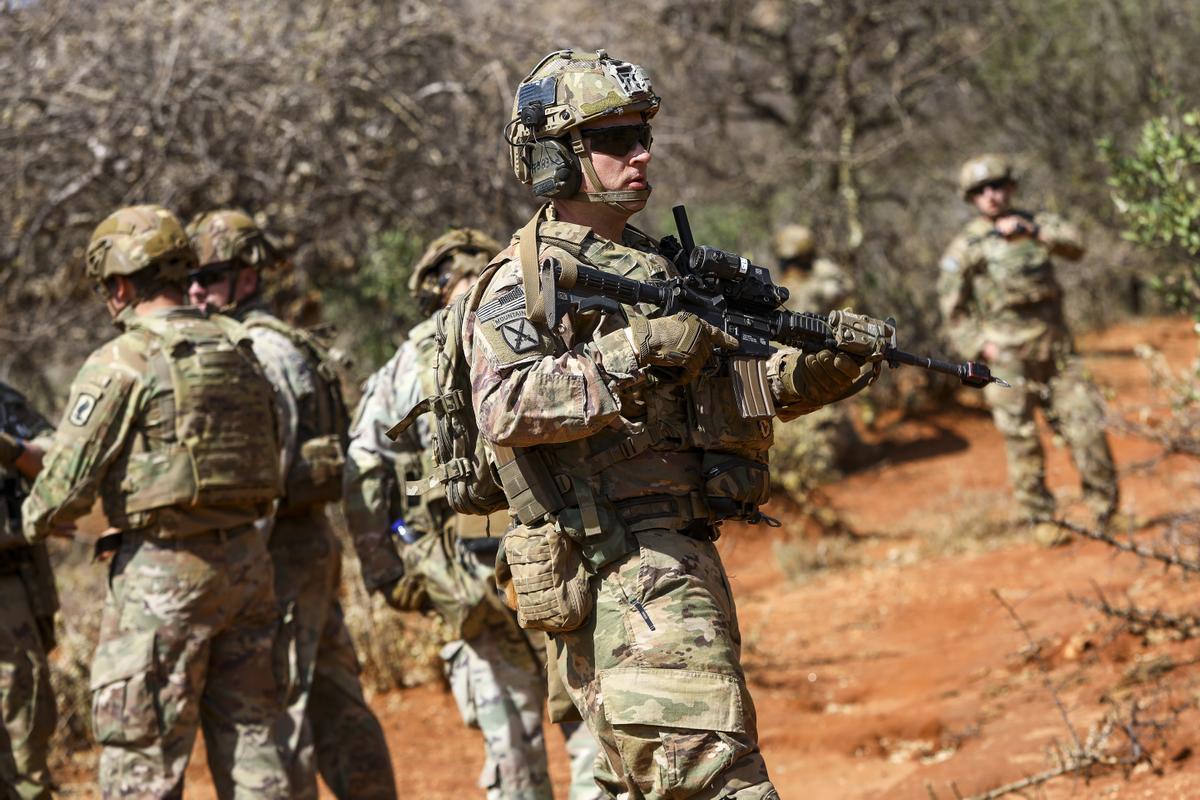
72, 317, 1200, 798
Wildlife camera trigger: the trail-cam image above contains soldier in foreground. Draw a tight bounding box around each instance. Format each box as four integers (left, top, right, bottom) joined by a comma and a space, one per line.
186, 210, 395, 800
22, 205, 290, 798
938, 154, 1119, 543
0, 383, 58, 800
468, 50, 872, 799
769, 225, 862, 500
345, 228, 601, 799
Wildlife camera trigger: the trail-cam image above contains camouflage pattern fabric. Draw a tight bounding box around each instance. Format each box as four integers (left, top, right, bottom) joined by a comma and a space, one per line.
347, 320, 601, 799
238, 308, 394, 800
772, 258, 860, 491
21, 307, 290, 798
468, 209, 786, 798
92, 526, 288, 799
443, 547, 604, 800
269, 515, 395, 800
938, 212, 1117, 521
0, 383, 57, 800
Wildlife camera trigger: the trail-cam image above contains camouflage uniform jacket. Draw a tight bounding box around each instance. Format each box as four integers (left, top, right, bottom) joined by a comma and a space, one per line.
23, 306, 279, 543
938, 211, 1084, 362
467, 211, 814, 554
344, 317, 443, 591
778, 257, 855, 313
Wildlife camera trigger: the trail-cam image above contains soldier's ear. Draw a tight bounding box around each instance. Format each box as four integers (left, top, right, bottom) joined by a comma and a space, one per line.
236, 265, 260, 300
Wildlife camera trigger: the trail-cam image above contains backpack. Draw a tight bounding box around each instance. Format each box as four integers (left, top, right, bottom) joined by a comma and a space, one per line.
386, 261, 507, 516
242, 314, 350, 508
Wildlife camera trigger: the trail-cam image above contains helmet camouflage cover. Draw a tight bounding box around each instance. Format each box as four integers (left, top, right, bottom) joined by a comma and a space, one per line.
85, 204, 196, 284
508, 48, 660, 205
409, 227, 502, 317
772, 224, 816, 261
186, 209, 277, 269
958, 154, 1015, 199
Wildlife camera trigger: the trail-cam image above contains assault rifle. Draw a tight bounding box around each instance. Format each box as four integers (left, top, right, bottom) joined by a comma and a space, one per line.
527, 204, 1009, 419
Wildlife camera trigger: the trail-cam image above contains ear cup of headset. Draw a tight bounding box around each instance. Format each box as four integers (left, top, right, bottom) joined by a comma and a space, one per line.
524, 140, 581, 199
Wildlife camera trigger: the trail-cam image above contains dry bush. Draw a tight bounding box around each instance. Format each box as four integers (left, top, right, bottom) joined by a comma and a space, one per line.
773, 535, 860, 584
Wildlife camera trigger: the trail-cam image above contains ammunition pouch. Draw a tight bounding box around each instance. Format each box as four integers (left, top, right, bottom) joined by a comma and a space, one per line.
702, 453, 771, 518
495, 520, 593, 633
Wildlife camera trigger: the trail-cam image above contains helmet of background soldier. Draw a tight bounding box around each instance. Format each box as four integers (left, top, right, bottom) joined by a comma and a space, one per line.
85, 205, 196, 285
507, 48, 660, 209
958, 154, 1016, 200
409, 228, 503, 317
186, 209, 277, 270
772, 224, 816, 263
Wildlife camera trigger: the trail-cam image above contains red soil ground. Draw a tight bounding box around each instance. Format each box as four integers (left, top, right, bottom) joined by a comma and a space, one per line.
70, 317, 1200, 799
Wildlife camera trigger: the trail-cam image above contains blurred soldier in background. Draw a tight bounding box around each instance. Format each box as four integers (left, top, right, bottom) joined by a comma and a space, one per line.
23, 205, 290, 798
0, 383, 58, 800
938, 155, 1119, 544
344, 228, 602, 800
186, 209, 395, 800
769, 225, 862, 503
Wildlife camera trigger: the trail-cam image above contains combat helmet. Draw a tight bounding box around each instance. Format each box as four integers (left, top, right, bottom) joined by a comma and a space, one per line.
85, 205, 196, 285
958, 154, 1015, 200
409, 228, 502, 317
772, 224, 816, 262
506, 49, 660, 209
186, 209, 277, 270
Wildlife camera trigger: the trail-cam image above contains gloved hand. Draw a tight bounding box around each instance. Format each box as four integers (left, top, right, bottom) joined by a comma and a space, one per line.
382, 574, 430, 613
627, 312, 739, 381
774, 349, 861, 408
0, 433, 23, 469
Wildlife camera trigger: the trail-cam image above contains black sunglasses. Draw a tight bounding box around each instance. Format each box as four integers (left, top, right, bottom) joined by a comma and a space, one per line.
968, 178, 1012, 196
187, 262, 239, 288
580, 123, 653, 157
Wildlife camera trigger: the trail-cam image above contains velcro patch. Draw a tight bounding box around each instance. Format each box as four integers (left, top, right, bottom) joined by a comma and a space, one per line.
68, 393, 98, 426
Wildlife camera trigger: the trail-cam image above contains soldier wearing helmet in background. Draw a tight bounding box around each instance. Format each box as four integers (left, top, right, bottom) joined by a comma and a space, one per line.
769, 225, 862, 498
344, 228, 603, 800
0, 382, 58, 800
938, 155, 1119, 543
22, 205, 290, 797
465, 49, 875, 799
186, 209, 395, 800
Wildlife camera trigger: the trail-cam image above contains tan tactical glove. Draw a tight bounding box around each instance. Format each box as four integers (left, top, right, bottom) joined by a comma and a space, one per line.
0, 433, 23, 469
773, 349, 861, 408
382, 574, 430, 613
627, 312, 740, 381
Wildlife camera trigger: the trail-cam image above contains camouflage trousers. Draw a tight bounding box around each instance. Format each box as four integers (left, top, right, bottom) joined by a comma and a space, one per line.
982, 352, 1118, 521
269, 512, 394, 800
550, 528, 778, 800
443, 548, 602, 800
0, 572, 55, 800
92, 525, 288, 800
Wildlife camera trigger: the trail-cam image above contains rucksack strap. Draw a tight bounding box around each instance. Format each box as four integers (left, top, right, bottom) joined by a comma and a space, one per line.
519, 206, 548, 325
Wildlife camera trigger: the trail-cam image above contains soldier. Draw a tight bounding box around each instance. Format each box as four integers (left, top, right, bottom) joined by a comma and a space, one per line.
469, 49, 873, 799
0, 383, 58, 800
22, 205, 290, 798
344, 228, 602, 800
771, 224, 855, 313
185, 209, 395, 800
769, 225, 862, 496
938, 154, 1119, 542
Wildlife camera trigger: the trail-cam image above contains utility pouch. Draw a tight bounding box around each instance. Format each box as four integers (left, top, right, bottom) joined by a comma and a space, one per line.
702, 453, 771, 518
495, 520, 593, 633
282, 433, 346, 509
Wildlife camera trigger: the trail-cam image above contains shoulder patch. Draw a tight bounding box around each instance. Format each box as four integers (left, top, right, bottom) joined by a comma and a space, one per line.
68, 393, 98, 426
939, 256, 961, 274
477, 285, 528, 328
497, 318, 540, 353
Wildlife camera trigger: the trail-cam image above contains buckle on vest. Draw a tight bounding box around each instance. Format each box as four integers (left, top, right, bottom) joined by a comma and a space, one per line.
436, 390, 465, 415
436, 458, 471, 481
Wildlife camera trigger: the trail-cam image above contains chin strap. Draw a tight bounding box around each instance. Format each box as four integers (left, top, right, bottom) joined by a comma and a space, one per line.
567, 130, 651, 212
